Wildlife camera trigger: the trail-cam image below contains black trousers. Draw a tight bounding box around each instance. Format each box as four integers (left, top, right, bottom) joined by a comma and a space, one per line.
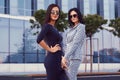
44, 51, 68, 80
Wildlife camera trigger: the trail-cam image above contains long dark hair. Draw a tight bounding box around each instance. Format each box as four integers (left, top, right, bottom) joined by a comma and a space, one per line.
44, 4, 60, 24
68, 8, 84, 26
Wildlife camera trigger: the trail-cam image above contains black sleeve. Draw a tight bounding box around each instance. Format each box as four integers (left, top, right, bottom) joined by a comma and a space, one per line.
37, 24, 49, 44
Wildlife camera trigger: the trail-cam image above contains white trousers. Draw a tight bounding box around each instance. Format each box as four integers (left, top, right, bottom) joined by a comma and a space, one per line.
65, 59, 81, 80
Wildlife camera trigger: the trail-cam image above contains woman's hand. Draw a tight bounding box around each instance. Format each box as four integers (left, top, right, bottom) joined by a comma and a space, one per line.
49, 44, 61, 53
61, 56, 68, 70
39, 40, 61, 53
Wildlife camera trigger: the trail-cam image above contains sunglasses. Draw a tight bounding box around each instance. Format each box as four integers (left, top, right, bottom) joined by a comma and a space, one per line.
51, 11, 59, 15
70, 14, 78, 18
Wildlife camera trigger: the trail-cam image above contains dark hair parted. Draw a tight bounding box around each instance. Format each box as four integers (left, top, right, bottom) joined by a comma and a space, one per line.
44, 4, 60, 24
68, 8, 84, 26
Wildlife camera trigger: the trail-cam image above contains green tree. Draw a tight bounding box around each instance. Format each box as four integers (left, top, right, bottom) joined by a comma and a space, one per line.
29, 9, 46, 35
56, 11, 68, 31
33, 9, 46, 26
109, 18, 120, 54
109, 18, 120, 37
84, 14, 107, 72
30, 9, 68, 33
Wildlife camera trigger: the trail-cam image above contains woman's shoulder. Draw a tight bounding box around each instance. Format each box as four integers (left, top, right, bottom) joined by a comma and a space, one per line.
79, 23, 85, 27
42, 23, 52, 29
77, 23, 85, 30
42, 23, 51, 27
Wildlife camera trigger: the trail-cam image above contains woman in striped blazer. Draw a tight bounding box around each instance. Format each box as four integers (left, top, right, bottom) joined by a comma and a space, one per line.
61, 8, 86, 80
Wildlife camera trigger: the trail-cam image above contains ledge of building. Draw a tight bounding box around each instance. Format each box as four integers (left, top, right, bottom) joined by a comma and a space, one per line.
77, 72, 120, 76
27, 72, 120, 77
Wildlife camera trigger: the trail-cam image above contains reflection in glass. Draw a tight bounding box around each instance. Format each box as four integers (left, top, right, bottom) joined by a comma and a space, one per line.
9, 53, 23, 63
10, 0, 32, 16
10, 19, 24, 53
24, 20, 45, 63
25, 54, 37, 63
38, 52, 46, 63
0, 0, 5, 14
0, 8, 5, 14
25, 0, 32, 9
0, 53, 9, 63
0, 18, 9, 52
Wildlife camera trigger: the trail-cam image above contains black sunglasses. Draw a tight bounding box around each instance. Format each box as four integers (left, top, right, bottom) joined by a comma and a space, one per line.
70, 14, 78, 18
51, 11, 59, 15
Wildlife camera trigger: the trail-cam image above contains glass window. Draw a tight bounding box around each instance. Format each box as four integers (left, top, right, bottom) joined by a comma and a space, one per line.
0, 18, 9, 52
68, 0, 77, 10
10, 0, 24, 16
24, 20, 37, 54
0, 0, 5, 14
24, 20, 45, 63
18, 9, 24, 16
25, 10, 32, 16
37, 0, 45, 10
38, 52, 45, 63
0, 0, 4, 6
18, 0, 24, 8
93, 30, 120, 63
25, 54, 37, 63
10, 19, 24, 53
25, 0, 32, 9
10, 0, 24, 8
0, 0, 4, 8
9, 53, 23, 63
0, 53, 9, 63
0, 8, 4, 14
62, 0, 69, 13
24, 20, 38, 62
10, 0, 33, 16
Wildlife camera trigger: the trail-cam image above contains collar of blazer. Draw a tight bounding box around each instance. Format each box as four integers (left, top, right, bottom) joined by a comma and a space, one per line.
72, 23, 80, 29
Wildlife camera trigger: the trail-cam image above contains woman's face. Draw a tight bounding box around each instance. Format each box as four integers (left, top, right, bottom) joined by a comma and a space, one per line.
70, 11, 79, 24
50, 7, 59, 21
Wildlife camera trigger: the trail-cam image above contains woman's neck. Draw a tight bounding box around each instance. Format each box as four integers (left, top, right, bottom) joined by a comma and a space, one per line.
73, 22, 79, 27
49, 20, 56, 26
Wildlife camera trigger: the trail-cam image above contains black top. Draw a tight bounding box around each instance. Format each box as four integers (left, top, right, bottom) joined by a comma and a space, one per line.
37, 24, 63, 54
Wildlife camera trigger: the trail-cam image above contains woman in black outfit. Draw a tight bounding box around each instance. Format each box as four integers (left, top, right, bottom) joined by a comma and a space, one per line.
37, 4, 67, 80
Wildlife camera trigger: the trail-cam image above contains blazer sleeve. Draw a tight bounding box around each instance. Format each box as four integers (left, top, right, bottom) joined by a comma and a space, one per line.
64, 25, 86, 59
37, 24, 49, 44
61, 30, 68, 56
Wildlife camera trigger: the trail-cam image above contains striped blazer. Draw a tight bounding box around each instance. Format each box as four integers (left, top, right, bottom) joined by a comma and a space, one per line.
63, 23, 86, 60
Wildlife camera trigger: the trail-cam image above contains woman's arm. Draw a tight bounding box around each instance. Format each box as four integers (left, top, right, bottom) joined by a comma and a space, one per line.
64, 24, 86, 59
37, 24, 61, 53
39, 40, 61, 53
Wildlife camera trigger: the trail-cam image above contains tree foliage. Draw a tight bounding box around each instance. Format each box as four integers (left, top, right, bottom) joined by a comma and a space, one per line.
84, 14, 107, 37
30, 10, 108, 36
33, 9, 46, 26
30, 9, 68, 32
83, 14, 107, 72
56, 11, 68, 31
109, 18, 120, 38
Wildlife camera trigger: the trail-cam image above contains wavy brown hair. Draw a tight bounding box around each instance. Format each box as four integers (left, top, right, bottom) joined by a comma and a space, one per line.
44, 4, 60, 24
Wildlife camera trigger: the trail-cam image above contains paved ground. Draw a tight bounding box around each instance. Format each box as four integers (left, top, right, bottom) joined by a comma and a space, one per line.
0, 75, 120, 80
77, 75, 120, 80
0, 72, 120, 80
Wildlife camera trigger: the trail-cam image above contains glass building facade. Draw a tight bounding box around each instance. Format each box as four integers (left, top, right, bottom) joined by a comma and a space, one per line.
61, 0, 77, 13
93, 0, 120, 63
115, 0, 120, 18
83, 0, 97, 15
0, 15, 45, 63
0, 0, 120, 64
0, 0, 37, 16
77, 0, 84, 14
